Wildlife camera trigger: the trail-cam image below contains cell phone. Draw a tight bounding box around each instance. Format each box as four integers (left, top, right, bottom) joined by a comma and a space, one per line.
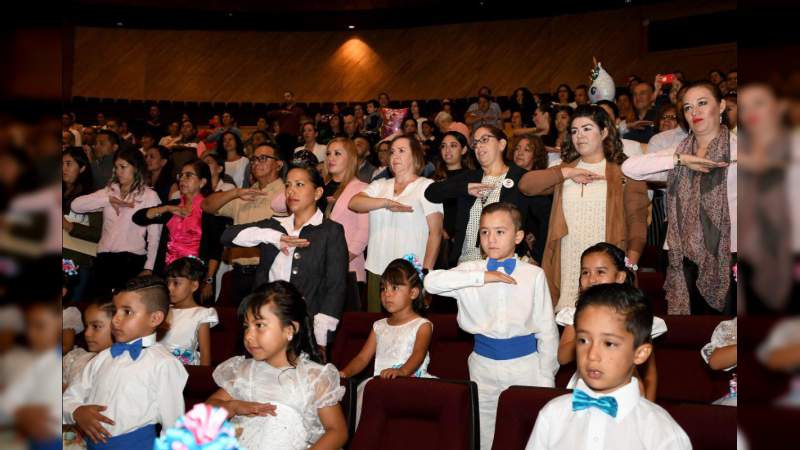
657, 73, 676, 84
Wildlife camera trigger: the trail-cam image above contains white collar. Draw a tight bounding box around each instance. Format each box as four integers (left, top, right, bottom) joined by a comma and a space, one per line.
575, 376, 640, 422
276, 209, 323, 234
124, 333, 157, 348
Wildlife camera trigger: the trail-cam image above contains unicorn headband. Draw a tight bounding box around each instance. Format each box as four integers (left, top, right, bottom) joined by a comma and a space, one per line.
401, 253, 425, 280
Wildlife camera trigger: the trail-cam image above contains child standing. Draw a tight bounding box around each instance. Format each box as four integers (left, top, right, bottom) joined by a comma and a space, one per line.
424, 202, 559, 450
62, 276, 188, 449
556, 242, 666, 401
161, 257, 218, 365
701, 317, 737, 406
338, 256, 434, 425
526, 284, 690, 450
206, 281, 348, 450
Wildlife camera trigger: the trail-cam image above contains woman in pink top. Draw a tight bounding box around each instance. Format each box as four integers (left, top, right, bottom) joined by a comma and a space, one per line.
70, 148, 162, 296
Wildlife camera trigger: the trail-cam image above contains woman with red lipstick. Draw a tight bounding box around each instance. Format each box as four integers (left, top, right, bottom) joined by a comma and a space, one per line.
622, 81, 737, 315
221, 164, 348, 353
519, 105, 649, 312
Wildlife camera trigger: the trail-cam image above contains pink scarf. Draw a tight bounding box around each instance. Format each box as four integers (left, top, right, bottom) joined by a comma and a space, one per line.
165, 194, 204, 266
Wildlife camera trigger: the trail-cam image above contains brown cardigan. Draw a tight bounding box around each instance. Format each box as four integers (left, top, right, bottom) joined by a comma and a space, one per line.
519, 159, 649, 304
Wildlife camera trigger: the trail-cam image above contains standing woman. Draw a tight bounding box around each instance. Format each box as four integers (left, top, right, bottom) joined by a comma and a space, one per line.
218, 130, 250, 188
508, 134, 551, 261
432, 131, 474, 268
71, 148, 162, 295
425, 126, 549, 266
622, 81, 737, 315
221, 165, 348, 351
349, 134, 443, 311
144, 145, 174, 203
520, 105, 649, 311
62, 148, 102, 301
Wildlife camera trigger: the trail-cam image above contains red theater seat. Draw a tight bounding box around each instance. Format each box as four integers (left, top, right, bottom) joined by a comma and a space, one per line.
737, 316, 788, 404
663, 403, 737, 450
350, 377, 479, 450
209, 306, 242, 366
739, 406, 800, 450
638, 271, 667, 316
330, 312, 383, 378
183, 365, 217, 412
491, 386, 570, 450
427, 314, 473, 380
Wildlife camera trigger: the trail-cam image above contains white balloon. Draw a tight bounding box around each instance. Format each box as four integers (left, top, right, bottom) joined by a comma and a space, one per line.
589, 62, 616, 103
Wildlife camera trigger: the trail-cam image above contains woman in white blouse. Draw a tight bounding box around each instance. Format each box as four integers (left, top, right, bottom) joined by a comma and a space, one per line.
622, 80, 737, 315
349, 134, 443, 312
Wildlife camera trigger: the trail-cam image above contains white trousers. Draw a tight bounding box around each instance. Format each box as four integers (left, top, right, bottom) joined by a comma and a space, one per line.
469, 351, 555, 450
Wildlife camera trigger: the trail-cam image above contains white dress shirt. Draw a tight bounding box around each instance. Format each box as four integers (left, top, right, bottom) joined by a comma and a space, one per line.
230, 209, 338, 346
526, 377, 691, 450
424, 258, 559, 378
0, 349, 62, 437
62, 333, 188, 437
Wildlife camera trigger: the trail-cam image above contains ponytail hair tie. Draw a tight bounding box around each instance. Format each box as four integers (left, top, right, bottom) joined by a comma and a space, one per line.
186, 255, 206, 267
402, 253, 425, 280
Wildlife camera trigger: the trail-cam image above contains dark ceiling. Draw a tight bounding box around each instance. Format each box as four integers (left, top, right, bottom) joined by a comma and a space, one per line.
67, 0, 676, 31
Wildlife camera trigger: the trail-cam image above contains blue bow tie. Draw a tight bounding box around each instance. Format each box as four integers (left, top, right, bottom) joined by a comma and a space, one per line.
110, 339, 143, 360
572, 389, 618, 417
487, 258, 516, 274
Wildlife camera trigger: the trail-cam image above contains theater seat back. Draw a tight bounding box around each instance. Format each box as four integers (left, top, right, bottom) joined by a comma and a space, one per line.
350, 377, 479, 450
492, 386, 570, 450
209, 306, 242, 366
663, 403, 737, 450
183, 365, 217, 412
330, 312, 384, 377
428, 314, 473, 380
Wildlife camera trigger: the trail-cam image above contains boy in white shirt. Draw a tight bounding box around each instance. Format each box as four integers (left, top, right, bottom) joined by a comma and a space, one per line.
63, 276, 188, 449
424, 202, 559, 450
526, 283, 691, 450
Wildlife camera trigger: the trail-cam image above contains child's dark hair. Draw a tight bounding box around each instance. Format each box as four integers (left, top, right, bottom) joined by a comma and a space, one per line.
380, 258, 426, 314
166, 256, 206, 282
115, 275, 170, 318
580, 242, 635, 287
574, 284, 653, 348
238, 281, 323, 365
480, 202, 523, 231
87, 298, 115, 319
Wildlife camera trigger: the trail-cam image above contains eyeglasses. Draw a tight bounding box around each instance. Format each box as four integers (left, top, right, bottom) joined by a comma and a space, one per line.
661, 114, 677, 120
176, 172, 198, 180
252, 155, 279, 163
471, 135, 497, 148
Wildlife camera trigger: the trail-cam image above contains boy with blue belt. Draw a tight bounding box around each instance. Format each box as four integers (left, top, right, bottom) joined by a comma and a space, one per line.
425, 202, 559, 450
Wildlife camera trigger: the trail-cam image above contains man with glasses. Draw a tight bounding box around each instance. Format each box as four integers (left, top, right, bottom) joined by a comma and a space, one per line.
202, 143, 285, 305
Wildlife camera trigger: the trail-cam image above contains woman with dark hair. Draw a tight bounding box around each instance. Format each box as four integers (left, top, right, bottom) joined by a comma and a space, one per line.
71, 148, 162, 295
218, 130, 250, 188
62, 148, 101, 301
520, 105, 649, 311
133, 160, 221, 286
144, 145, 174, 202
221, 164, 348, 351
506, 87, 536, 126
555, 84, 575, 107
623, 81, 737, 315
432, 131, 474, 268
616, 91, 637, 125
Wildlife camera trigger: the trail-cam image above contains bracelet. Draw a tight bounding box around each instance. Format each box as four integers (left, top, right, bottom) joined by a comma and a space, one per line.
674, 153, 681, 167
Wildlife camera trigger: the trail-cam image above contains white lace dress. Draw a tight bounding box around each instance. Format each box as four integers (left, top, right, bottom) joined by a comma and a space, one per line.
161, 307, 219, 365
757, 317, 800, 407
701, 317, 737, 406
213, 353, 345, 450
62, 347, 95, 388
355, 317, 434, 425
556, 306, 667, 389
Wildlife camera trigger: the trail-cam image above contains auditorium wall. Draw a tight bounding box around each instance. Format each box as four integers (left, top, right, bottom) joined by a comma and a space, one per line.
70, 0, 736, 102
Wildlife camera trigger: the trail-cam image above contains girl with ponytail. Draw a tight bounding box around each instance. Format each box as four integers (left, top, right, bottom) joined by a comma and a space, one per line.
206, 281, 347, 450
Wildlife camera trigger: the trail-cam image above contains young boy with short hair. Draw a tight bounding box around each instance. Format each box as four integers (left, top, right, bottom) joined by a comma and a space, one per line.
526, 283, 690, 450
425, 202, 559, 450
63, 276, 188, 449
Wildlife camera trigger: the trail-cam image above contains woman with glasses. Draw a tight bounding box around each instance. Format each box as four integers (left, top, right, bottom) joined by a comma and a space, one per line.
657, 104, 679, 133
425, 125, 548, 267
133, 160, 221, 282
520, 105, 649, 312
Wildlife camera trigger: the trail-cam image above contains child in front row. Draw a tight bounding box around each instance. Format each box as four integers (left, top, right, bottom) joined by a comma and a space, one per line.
526, 284, 690, 450
425, 202, 559, 450
701, 317, 737, 406
63, 300, 115, 391
63, 276, 188, 449
206, 281, 348, 450
557, 242, 666, 401
339, 256, 434, 425
161, 257, 218, 365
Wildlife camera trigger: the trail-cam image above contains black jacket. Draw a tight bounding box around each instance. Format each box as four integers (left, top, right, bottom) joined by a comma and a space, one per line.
424, 163, 551, 267
220, 216, 348, 320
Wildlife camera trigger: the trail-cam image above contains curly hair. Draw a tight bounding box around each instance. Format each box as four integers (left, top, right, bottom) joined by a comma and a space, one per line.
560, 105, 626, 166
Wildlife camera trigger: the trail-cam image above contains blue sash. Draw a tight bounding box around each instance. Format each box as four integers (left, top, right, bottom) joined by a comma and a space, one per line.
474, 334, 537, 360
28, 438, 62, 450
86, 424, 156, 450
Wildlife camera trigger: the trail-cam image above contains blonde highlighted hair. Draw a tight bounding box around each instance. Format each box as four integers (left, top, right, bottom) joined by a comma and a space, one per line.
326, 137, 359, 200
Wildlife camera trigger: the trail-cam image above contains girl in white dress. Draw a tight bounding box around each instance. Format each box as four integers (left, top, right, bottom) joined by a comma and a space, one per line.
161, 257, 218, 365
556, 242, 666, 401
206, 281, 347, 450
62, 300, 114, 449
701, 317, 737, 406
338, 256, 434, 425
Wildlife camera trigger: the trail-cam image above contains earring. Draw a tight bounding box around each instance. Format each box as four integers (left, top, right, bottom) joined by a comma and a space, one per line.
288, 334, 293, 341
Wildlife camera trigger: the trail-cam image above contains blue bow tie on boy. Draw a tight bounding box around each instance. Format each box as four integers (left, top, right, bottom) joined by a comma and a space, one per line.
110, 339, 144, 360
572, 389, 618, 417
487, 257, 516, 274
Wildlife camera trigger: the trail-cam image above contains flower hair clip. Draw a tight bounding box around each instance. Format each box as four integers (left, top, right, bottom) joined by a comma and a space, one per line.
186, 255, 207, 267
63, 258, 79, 277
402, 253, 425, 280
624, 256, 638, 272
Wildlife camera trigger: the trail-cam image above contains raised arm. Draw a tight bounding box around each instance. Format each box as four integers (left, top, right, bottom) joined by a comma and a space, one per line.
70, 188, 110, 214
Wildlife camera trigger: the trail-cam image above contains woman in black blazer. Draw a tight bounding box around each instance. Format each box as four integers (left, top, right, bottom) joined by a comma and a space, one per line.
220, 164, 348, 351
425, 125, 551, 267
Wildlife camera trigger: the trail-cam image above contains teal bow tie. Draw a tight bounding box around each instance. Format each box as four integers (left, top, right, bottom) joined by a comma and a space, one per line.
572, 388, 618, 417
